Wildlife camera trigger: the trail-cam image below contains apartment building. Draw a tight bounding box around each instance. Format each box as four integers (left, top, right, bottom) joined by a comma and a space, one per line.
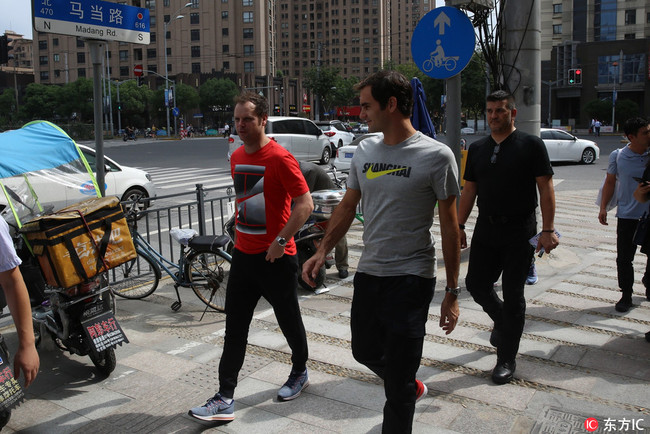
33, 0, 432, 117
540, 0, 650, 128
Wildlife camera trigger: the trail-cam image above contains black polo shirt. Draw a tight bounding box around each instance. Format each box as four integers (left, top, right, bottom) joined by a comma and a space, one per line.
464, 129, 553, 217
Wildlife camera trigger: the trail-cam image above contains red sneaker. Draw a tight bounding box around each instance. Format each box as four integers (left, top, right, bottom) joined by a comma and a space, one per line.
415, 379, 428, 402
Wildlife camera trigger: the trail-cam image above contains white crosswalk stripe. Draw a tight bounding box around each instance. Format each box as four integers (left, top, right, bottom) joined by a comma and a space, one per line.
139, 167, 233, 191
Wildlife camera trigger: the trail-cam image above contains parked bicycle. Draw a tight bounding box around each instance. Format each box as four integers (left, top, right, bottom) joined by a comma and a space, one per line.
108, 206, 232, 315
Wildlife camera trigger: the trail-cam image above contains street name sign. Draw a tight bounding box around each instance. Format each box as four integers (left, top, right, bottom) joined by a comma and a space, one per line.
32, 0, 150, 44
411, 6, 475, 79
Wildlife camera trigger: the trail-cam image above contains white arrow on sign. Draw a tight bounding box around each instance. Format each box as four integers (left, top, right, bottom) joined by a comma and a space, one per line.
434, 12, 451, 35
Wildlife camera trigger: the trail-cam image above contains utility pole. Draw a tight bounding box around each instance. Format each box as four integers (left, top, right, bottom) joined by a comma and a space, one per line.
503, 0, 541, 136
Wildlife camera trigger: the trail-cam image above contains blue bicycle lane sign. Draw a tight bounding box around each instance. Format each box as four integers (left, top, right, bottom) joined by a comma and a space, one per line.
411, 6, 475, 79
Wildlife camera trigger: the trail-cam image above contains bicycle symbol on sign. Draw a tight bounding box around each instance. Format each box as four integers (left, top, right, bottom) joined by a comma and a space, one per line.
422, 39, 459, 72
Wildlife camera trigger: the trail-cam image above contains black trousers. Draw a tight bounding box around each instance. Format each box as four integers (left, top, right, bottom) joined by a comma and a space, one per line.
218, 249, 308, 398
616, 218, 650, 295
465, 215, 536, 361
351, 273, 434, 434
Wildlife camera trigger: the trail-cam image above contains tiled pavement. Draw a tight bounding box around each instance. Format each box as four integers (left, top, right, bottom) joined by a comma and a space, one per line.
2, 188, 649, 433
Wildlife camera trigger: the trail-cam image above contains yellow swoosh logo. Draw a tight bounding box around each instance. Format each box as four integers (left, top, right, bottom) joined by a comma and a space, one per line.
366, 166, 405, 179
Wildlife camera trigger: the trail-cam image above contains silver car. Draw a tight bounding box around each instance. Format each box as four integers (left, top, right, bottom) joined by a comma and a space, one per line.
227, 116, 335, 164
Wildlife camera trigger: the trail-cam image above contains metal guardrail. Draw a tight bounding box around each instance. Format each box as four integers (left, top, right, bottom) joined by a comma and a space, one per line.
127, 183, 235, 263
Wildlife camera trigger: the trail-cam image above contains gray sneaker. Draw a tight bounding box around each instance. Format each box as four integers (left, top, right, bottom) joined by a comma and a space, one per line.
277, 369, 309, 401
188, 393, 235, 421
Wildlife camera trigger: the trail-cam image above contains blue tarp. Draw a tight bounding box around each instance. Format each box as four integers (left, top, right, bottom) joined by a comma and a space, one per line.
410, 77, 436, 139
0, 121, 82, 178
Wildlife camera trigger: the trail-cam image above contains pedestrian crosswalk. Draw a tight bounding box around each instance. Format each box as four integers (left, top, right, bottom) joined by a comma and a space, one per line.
140, 166, 234, 193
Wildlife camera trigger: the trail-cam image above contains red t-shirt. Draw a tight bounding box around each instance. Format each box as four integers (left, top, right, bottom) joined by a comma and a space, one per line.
230, 140, 308, 255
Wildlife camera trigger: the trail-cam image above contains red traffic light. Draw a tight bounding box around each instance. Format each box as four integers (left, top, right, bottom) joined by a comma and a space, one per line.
575, 69, 581, 75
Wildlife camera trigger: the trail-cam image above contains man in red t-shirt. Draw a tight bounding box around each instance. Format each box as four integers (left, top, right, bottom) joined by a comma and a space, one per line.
189, 92, 314, 423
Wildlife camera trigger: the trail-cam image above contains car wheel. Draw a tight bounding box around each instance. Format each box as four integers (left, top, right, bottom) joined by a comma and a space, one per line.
581, 148, 596, 164
121, 187, 149, 217
320, 146, 332, 164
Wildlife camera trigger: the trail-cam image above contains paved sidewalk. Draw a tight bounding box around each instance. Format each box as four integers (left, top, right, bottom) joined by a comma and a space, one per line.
2, 188, 649, 433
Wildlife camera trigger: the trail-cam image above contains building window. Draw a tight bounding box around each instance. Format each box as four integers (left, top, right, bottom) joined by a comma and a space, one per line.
134, 48, 143, 60
148, 65, 157, 73
191, 46, 200, 57
243, 28, 253, 38
222, 28, 229, 36
222, 44, 229, 53
190, 13, 199, 24
192, 63, 201, 73
54, 70, 60, 78
244, 61, 254, 72
145, 0, 155, 9
147, 48, 157, 58
191, 29, 200, 41
222, 11, 228, 19
120, 66, 129, 76
243, 11, 253, 23
77, 52, 85, 64
38, 40, 47, 50
39, 56, 48, 65
150, 32, 156, 42
552, 3, 562, 14
647, 12, 650, 23
119, 50, 129, 61
242, 0, 253, 5
223, 61, 230, 70
190, 0, 199, 7
624, 9, 636, 25
53, 54, 60, 62
164, 0, 170, 5
553, 24, 562, 34
40, 71, 49, 81
53, 38, 58, 46
77, 68, 85, 78
244, 45, 254, 56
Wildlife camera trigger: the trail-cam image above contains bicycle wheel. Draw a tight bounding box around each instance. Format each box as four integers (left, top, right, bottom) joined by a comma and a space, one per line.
185, 249, 230, 312
109, 252, 160, 299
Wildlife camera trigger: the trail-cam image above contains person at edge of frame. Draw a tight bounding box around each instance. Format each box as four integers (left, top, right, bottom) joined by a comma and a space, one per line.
188, 91, 313, 423
302, 70, 462, 434
457, 89, 559, 385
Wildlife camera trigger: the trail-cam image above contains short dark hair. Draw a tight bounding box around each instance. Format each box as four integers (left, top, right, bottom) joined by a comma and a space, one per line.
354, 70, 413, 117
487, 90, 515, 110
623, 117, 649, 137
234, 91, 268, 118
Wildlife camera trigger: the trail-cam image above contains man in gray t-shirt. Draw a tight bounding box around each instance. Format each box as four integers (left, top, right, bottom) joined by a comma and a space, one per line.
302, 70, 461, 434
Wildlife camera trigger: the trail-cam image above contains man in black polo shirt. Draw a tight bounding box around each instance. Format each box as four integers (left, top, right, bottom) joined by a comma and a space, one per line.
458, 90, 559, 384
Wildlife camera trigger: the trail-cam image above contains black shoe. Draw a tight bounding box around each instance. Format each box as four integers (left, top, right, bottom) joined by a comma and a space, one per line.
646, 287, 650, 302
489, 328, 503, 348
646, 331, 650, 343
491, 359, 516, 385
338, 269, 349, 279
615, 296, 633, 313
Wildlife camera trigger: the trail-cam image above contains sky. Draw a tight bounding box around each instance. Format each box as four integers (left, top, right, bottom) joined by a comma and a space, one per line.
1, 0, 447, 40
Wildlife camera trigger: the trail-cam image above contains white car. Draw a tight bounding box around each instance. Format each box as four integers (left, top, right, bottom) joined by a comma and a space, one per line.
333, 133, 383, 172
316, 121, 355, 149
540, 128, 599, 164
0, 144, 157, 218
227, 116, 334, 164
461, 127, 475, 135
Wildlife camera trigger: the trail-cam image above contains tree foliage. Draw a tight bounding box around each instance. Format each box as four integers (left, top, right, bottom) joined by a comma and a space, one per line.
199, 78, 238, 113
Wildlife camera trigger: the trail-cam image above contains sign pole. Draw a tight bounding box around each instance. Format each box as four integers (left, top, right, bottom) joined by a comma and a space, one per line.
89, 40, 106, 197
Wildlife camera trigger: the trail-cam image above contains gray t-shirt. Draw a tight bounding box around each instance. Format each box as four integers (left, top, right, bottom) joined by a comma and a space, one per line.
0, 216, 21, 273
347, 131, 459, 278
608, 145, 650, 220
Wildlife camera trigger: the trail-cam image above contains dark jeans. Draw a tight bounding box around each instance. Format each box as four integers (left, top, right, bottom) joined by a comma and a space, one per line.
616, 218, 650, 295
218, 249, 308, 398
465, 215, 536, 361
351, 273, 434, 434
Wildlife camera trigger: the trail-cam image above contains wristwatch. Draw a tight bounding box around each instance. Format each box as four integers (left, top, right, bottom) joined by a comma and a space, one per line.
275, 236, 287, 247
445, 286, 461, 296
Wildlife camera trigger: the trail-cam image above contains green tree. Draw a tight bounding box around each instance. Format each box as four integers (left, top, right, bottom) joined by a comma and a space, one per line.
584, 99, 611, 124
0, 88, 18, 125
19, 83, 62, 121
199, 78, 238, 112
113, 81, 153, 128
461, 54, 488, 130
59, 78, 94, 122
174, 82, 199, 115
614, 99, 639, 126
303, 66, 342, 115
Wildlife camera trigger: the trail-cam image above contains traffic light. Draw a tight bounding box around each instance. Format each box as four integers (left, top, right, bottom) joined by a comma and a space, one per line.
117, 101, 122, 111
0, 34, 13, 65
575, 68, 582, 84
568, 69, 576, 85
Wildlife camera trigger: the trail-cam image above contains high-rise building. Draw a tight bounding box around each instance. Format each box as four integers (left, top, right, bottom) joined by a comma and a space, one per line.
32, 0, 433, 118
540, 0, 649, 128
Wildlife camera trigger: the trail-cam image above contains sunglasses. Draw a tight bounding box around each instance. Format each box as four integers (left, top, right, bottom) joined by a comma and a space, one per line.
491, 143, 501, 164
